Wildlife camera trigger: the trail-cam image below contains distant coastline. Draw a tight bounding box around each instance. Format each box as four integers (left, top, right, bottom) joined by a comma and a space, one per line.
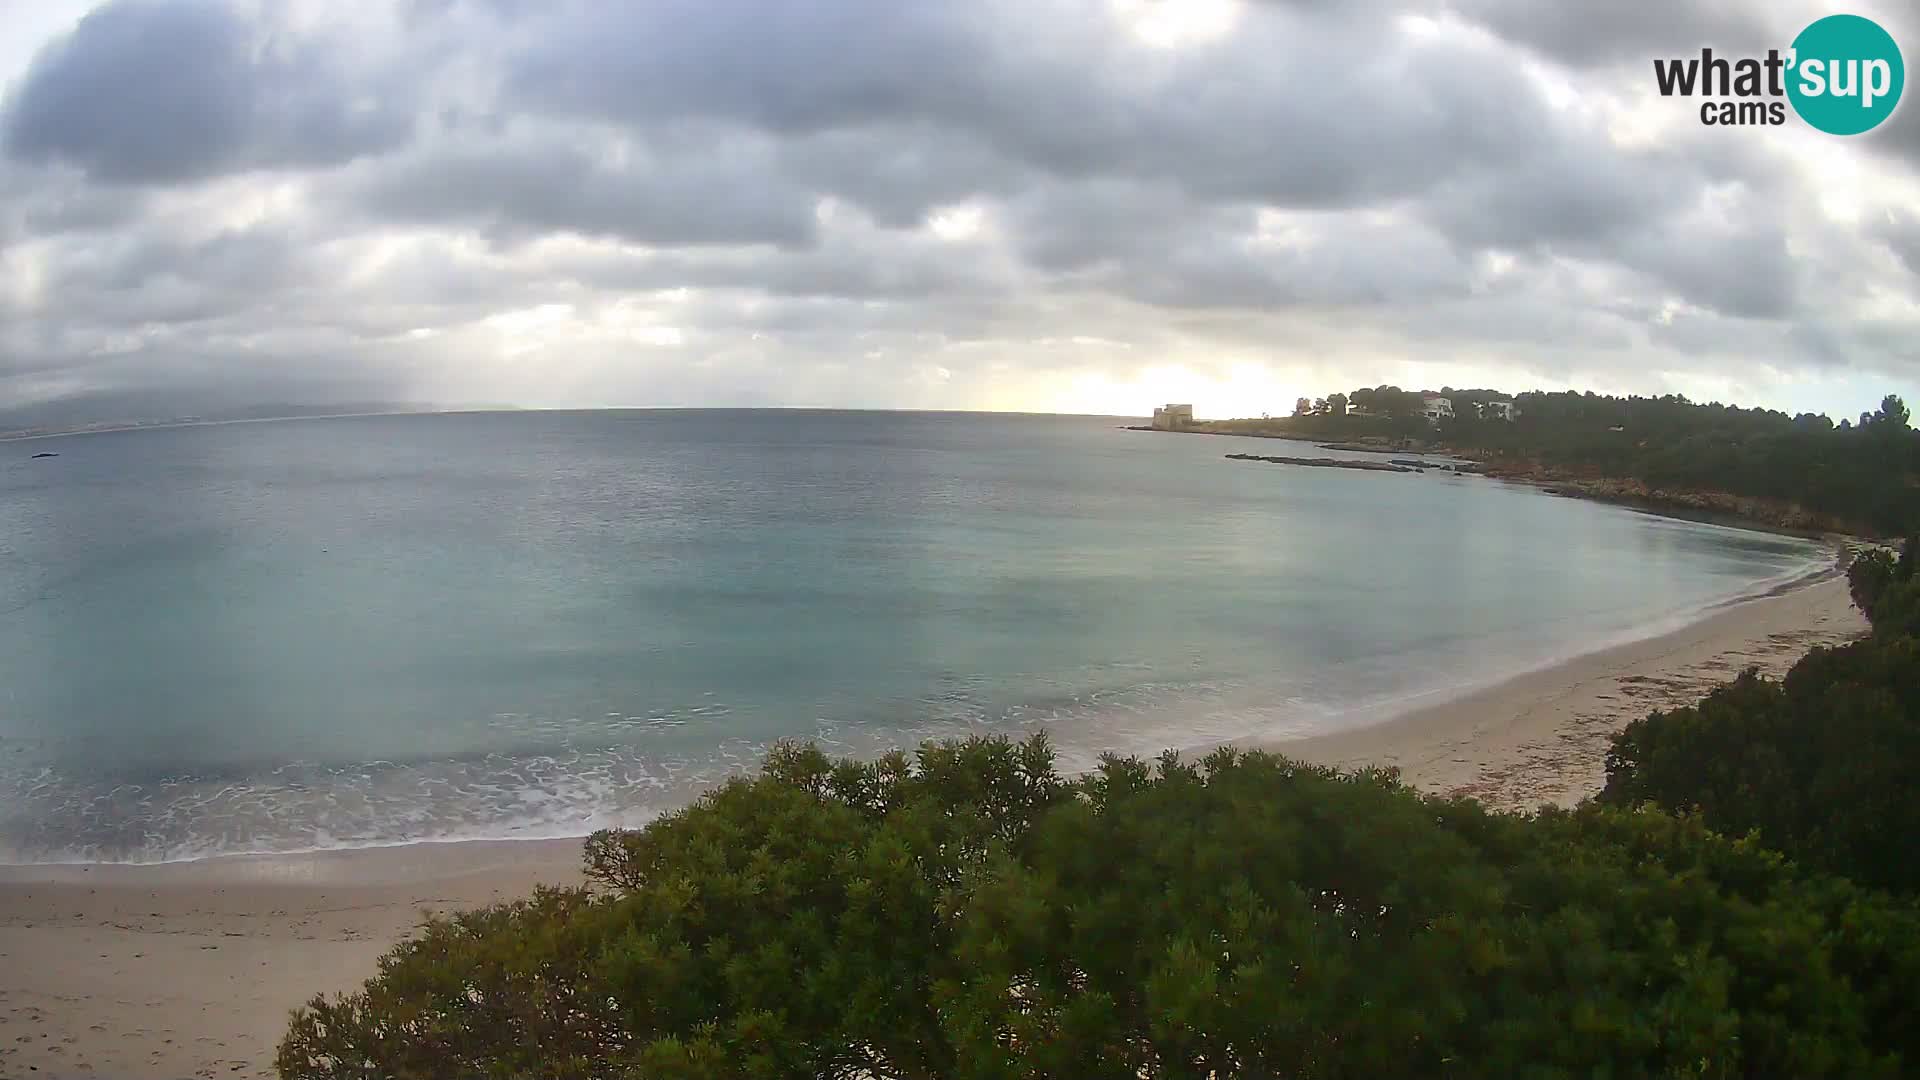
1123, 421, 1875, 540
0, 404, 528, 443
3, 405, 1115, 445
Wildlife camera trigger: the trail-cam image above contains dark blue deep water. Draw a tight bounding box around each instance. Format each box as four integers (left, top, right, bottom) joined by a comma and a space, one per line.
0, 410, 1826, 861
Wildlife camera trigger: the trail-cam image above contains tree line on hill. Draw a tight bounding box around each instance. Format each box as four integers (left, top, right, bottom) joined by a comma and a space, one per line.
1251, 388, 1920, 536
279, 547, 1920, 1079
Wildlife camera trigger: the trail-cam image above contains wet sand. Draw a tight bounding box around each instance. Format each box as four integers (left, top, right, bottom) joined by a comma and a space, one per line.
1257, 574, 1865, 810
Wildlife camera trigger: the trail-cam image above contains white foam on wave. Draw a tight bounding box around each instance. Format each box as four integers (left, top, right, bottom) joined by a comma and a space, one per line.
0, 742, 731, 864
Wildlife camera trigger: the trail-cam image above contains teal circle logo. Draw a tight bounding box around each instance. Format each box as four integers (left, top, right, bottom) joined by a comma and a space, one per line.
1787, 14, 1904, 135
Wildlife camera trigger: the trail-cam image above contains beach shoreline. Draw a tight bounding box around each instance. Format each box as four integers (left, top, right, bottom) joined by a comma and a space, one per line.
0, 567, 1869, 1078
1246, 570, 1866, 811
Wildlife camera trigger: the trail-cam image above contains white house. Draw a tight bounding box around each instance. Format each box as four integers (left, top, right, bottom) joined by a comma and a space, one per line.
1152, 404, 1195, 430
1420, 394, 1453, 422
1477, 400, 1518, 422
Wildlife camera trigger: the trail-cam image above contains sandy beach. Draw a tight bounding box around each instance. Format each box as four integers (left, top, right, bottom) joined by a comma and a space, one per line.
0, 573, 1867, 1079
0, 840, 585, 1079
1262, 572, 1868, 810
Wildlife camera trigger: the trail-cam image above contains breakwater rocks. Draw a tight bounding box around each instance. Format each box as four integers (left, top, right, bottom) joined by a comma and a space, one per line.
1226, 453, 1415, 473
1228, 453, 1484, 476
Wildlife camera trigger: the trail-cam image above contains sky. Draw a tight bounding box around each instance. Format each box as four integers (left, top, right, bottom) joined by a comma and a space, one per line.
1, 0, 1918, 425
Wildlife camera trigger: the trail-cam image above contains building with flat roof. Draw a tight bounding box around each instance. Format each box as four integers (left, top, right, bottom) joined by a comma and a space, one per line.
1152, 404, 1195, 430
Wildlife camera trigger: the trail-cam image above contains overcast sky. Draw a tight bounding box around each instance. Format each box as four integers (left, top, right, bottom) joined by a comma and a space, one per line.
2, 0, 1917, 424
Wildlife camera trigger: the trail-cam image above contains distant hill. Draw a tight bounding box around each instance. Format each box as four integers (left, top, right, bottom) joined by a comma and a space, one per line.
1192, 388, 1920, 537
0, 392, 509, 440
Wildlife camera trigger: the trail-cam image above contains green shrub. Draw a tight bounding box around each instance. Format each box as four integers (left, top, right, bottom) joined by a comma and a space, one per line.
1604, 549, 1920, 895
1848, 539, 1919, 637
280, 738, 1920, 1079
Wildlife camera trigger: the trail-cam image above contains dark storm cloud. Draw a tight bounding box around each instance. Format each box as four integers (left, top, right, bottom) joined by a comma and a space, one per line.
779, 130, 1030, 230
509, 3, 998, 138
1374, 292, 1641, 354
504, 0, 1542, 212
1005, 182, 1255, 273
1005, 187, 1474, 311
1883, 219, 1920, 278
31, 223, 314, 328
468, 0, 1806, 325
573, 230, 1015, 303
1873, 95, 1920, 177
1424, 134, 1803, 320
1, 0, 410, 184
1259, 0, 1783, 68
1422, 143, 1704, 252
0, 163, 145, 249
347, 131, 820, 249
1623, 221, 1799, 321
1440, 0, 1782, 69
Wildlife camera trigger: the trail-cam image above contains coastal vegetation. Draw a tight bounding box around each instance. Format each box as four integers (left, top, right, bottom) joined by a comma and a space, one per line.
282, 562, 1920, 1080
1602, 539, 1920, 895
1848, 538, 1920, 639
1188, 389, 1920, 536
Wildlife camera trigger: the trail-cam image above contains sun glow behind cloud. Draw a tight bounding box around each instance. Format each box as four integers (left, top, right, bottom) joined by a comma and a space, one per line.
1043, 361, 1304, 420
1109, 0, 1241, 48
927, 204, 986, 241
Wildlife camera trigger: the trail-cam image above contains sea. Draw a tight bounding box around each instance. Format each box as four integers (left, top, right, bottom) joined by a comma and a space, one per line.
0, 410, 1829, 863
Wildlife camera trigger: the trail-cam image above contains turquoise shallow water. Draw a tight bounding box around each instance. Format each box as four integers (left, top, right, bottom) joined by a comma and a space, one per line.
0, 410, 1827, 862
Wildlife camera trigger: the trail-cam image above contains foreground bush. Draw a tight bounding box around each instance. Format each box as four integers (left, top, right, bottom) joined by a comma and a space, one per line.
1849, 538, 1920, 638
280, 737, 1920, 1079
